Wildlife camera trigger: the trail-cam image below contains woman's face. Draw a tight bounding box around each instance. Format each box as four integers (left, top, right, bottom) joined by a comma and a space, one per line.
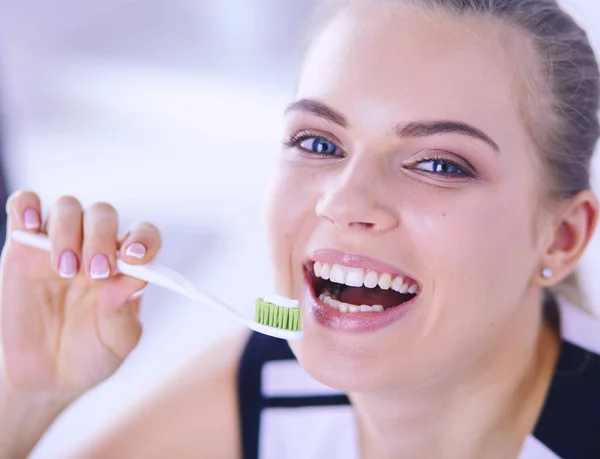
266, 5, 546, 392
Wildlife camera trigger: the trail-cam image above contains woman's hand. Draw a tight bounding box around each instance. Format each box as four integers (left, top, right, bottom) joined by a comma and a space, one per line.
0, 191, 162, 395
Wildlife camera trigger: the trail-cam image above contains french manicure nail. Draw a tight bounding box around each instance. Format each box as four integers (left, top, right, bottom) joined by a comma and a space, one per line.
23, 208, 41, 229
128, 287, 147, 301
59, 250, 78, 278
125, 243, 146, 260
90, 254, 110, 279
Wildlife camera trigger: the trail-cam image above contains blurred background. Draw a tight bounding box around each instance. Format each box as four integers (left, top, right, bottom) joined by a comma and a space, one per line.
0, 0, 597, 456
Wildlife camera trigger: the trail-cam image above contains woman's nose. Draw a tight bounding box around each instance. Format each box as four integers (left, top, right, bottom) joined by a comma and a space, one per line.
315, 160, 399, 233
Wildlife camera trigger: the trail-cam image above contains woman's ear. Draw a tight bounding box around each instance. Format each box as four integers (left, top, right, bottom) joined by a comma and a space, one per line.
540, 189, 599, 285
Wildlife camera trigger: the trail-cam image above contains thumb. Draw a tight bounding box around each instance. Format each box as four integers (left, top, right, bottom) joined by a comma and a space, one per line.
100, 274, 148, 312
96, 275, 145, 360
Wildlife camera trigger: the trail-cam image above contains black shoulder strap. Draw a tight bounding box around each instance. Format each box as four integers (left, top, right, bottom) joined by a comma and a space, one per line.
533, 341, 600, 458
237, 333, 350, 459
0, 90, 9, 242
237, 332, 296, 459
533, 294, 600, 458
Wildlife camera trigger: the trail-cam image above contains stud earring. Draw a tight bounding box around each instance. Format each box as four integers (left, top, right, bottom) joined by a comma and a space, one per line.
541, 268, 553, 279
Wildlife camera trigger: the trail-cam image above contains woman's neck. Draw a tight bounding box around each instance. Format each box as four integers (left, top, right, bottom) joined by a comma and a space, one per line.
351, 292, 561, 459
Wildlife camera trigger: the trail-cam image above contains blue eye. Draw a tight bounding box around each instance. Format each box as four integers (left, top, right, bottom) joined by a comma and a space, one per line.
415, 158, 467, 176
299, 137, 339, 155
283, 131, 344, 158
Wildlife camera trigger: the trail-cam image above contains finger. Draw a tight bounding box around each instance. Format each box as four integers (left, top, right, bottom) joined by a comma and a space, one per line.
46, 196, 83, 278
100, 310, 142, 361
127, 286, 147, 302
5, 190, 42, 236
82, 202, 119, 281
97, 290, 143, 360
96, 280, 143, 359
113, 222, 162, 302
118, 222, 162, 264
95, 218, 157, 308
104, 273, 148, 311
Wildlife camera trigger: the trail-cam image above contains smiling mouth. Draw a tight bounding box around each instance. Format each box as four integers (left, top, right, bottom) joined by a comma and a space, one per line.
306, 260, 420, 313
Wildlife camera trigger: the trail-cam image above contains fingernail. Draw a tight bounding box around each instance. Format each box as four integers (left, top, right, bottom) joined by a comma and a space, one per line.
90, 254, 110, 279
128, 287, 147, 301
125, 243, 146, 260
59, 250, 78, 278
23, 208, 40, 229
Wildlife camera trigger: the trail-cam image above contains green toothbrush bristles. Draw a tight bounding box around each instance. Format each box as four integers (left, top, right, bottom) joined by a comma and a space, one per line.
255, 298, 302, 331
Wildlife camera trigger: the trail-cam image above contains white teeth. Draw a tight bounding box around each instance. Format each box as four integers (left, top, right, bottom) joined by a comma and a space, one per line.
378, 273, 392, 290
319, 295, 387, 313
314, 261, 323, 277
391, 276, 403, 292
345, 268, 364, 287
364, 271, 379, 288
320, 263, 331, 280
322, 296, 340, 310
408, 284, 419, 294
312, 261, 421, 295
330, 264, 345, 283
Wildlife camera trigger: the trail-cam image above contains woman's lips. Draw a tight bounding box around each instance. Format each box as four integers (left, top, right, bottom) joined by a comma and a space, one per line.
302, 268, 418, 333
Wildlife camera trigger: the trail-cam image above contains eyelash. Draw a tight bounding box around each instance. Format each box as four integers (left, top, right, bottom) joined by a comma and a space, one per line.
408, 156, 475, 179
283, 131, 475, 179
283, 131, 343, 157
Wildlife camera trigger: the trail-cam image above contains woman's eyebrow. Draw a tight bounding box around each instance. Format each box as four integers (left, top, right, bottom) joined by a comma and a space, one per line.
284, 98, 500, 154
284, 99, 348, 128
396, 121, 500, 154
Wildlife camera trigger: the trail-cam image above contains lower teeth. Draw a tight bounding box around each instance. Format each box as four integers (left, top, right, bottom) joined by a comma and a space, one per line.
319, 293, 385, 313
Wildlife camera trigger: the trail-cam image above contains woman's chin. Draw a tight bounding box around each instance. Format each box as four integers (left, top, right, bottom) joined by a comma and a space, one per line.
286, 292, 430, 393
288, 331, 402, 393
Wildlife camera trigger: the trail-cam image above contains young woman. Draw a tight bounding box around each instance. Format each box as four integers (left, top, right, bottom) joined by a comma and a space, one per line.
1, 0, 599, 458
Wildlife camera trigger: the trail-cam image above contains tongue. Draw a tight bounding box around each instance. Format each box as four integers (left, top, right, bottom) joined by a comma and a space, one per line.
337, 286, 402, 309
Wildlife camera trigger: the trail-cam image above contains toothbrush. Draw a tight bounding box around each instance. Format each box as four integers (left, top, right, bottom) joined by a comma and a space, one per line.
10, 230, 303, 341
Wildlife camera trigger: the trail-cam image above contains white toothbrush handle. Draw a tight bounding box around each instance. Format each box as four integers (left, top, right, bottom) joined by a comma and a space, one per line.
10, 230, 303, 340
11, 229, 238, 314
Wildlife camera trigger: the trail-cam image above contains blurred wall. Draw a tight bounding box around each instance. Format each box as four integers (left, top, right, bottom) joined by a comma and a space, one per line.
0, 1, 597, 457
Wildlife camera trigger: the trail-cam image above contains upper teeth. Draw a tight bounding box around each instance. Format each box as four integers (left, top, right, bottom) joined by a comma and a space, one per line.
313, 261, 420, 294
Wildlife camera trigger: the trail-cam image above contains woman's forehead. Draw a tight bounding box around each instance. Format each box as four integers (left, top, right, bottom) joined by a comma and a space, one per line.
296, 6, 530, 150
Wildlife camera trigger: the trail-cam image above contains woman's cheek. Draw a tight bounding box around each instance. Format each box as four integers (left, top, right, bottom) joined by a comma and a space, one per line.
270, 166, 321, 227
266, 166, 320, 289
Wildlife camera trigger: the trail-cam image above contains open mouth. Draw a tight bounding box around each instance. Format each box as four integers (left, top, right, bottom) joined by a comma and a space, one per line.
306, 260, 420, 313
